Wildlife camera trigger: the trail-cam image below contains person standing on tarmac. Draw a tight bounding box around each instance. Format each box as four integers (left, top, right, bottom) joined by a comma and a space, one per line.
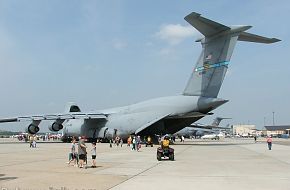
68, 138, 77, 167
32, 135, 37, 148
266, 135, 273, 150
127, 136, 132, 147
181, 136, 185, 143
78, 136, 87, 168
120, 138, 123, 147
136, 136, 141, 151
91, 142, 97, 168
115, 136, 120, 146
29, 135, 33, 148
132, 136, 136, 151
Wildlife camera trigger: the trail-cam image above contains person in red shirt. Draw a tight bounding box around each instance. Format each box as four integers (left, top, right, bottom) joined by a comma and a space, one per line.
266, 136, 273, 150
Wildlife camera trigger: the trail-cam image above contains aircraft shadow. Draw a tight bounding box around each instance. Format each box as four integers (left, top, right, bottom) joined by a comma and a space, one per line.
172, 143, 253, 146
0, 174, 17, 181
85, 166, 102, 169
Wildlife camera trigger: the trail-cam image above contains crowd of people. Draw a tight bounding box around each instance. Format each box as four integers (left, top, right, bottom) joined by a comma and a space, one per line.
67, 135, 146, 169
109, 135, 123, 148
16, 133, 62, 142
67, 136, 97, 169
126, 135, 142, 151
66, 134, 274, 169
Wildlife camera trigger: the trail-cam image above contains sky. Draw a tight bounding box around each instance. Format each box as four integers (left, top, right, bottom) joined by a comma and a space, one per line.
0, 0, 289, 132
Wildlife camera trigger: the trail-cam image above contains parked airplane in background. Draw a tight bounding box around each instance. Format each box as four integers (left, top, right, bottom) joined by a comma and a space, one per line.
175, 117, 231, 138
0, 12, 280, 141
201, 133, 224, 140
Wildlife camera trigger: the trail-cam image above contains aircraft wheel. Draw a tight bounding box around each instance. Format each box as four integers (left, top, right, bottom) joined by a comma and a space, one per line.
157, 152, 162, 161
169, 153, 174, 161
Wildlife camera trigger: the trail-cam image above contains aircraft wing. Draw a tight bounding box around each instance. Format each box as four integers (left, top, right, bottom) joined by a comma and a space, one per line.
188, 125, 213, 130
0, 112, 108, 123
135, 112, 212, 134
135, 113, 170, 134
189, 124, 230, 130
166, 112, 213, 119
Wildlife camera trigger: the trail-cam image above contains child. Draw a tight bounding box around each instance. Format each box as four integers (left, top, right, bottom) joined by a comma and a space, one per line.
32, 135, 37, 148
68, 139, 77, 167
91, 142, 97, 168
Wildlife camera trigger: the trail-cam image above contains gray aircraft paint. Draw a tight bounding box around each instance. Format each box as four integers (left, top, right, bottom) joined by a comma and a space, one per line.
0, 12, 280, 140
175, 117, 230, 137
211, 117, 231, 127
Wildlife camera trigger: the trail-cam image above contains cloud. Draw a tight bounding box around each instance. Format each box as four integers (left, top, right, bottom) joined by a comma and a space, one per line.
159, 48, 171, 56
112, 40, 128, 50
83, 64, 101, 73
145, 41, 153, 47
155, 24, 200, 45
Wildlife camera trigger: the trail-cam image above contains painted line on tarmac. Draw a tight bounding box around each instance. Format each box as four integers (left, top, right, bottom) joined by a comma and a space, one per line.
107, 161, 162, 189
108, 144, 193, 190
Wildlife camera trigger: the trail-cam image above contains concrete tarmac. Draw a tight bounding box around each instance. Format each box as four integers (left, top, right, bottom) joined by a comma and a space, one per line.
1, 138, 290, 190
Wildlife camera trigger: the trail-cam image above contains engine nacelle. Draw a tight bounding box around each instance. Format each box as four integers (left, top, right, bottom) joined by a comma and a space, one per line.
26, 124, 40, 134
49, 122, 64, 132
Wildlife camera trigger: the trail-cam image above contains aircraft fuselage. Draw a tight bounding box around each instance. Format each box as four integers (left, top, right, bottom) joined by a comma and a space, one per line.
62, 95, 227, 140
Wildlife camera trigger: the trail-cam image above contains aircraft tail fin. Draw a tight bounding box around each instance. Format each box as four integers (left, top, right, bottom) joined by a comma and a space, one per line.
183, 12, 280, 98
211, 117, 231, 127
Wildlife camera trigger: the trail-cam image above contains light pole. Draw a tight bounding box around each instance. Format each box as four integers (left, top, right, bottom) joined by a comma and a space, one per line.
272, 111, 275, 126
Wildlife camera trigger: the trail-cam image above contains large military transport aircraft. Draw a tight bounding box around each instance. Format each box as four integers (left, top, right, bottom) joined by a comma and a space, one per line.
0, 12, 280, 141
175, 117, 231, 138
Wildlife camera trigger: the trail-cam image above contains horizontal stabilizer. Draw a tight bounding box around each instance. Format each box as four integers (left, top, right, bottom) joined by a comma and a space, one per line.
238, 32, 281, 44
184, 12, 230, 37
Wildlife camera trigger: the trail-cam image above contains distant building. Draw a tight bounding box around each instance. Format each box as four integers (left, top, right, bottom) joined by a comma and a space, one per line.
232, 125, 256, 136
255, 130, 264, 136
264, 125, 290, 137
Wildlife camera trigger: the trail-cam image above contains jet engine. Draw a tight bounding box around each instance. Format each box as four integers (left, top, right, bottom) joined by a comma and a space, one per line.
26, 124, 40, 134
49, 122, 64, 132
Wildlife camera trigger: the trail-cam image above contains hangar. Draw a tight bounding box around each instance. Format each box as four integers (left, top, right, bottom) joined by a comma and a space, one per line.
264, 125, 290, 137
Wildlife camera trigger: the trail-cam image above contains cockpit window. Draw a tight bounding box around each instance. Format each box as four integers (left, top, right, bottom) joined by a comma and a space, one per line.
70, 105, 81, 112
